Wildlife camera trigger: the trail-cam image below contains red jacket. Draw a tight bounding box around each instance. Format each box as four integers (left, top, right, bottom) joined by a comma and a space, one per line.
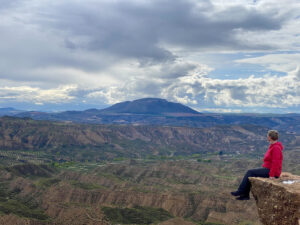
262, 142, 283, 177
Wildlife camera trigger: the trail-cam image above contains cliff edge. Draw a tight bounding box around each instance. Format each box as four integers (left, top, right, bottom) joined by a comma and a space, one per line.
250, 172, 300, 225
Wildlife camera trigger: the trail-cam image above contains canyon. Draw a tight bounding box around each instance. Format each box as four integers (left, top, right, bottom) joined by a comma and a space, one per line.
0, 98, 299, 224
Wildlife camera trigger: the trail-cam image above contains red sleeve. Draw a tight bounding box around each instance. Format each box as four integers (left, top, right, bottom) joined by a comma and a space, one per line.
269, 146, 282, 177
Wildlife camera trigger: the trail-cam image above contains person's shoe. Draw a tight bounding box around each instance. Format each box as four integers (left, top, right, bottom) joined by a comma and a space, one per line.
236, 195, 250, 200
231, 191, 243, 196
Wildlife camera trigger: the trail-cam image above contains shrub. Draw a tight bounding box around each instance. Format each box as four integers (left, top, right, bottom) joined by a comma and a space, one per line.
0, 199, 49, 220
70, 181, 104, 190
102, 205, 173, 224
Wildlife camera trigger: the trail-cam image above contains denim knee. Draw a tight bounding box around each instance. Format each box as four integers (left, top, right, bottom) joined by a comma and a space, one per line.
246, 170, 253, 176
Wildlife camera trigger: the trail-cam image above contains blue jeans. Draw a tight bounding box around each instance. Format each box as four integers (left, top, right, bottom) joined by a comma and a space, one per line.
237, 168, 270, 196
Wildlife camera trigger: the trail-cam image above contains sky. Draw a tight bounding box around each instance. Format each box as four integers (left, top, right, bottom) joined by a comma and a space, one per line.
0, 0, 300, 113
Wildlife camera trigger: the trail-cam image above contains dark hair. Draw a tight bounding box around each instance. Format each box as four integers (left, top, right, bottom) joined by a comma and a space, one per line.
268, 130, 279, 141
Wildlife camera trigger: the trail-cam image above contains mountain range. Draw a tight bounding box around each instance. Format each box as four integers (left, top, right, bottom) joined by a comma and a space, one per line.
1, 98, 300, 133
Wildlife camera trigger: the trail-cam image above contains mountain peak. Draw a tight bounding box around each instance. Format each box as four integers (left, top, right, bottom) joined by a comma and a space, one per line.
99, 98, 200, 115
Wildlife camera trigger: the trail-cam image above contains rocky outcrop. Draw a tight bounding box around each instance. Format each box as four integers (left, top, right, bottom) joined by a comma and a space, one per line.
250, 172, 300, 225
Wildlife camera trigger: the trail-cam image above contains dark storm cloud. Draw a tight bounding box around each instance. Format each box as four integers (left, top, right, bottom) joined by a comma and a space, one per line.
36, 0, 284, 64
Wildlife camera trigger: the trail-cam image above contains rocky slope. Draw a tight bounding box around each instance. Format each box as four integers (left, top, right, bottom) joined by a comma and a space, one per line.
250, 173, 300, 225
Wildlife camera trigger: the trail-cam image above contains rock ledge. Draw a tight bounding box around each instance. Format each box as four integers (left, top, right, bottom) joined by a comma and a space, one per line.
250, 172, 300, 225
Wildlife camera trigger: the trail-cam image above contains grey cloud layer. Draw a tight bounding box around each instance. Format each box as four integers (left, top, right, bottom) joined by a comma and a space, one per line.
0, 0, 295, 75
37, 0, 285, 62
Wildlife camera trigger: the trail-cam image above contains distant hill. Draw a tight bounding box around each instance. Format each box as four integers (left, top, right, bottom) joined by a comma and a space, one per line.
0, 107, 15, 111
0, 107, 25, 116
99, 98, 200, 115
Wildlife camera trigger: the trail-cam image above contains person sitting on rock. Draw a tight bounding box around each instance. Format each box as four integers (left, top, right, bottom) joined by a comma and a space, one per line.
231, 130, 283, 200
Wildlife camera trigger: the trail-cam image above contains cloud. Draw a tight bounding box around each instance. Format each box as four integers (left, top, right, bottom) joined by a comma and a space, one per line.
82, 59, 300, 110
196, 107, 243, 113
34, 0, 290, 58
1, 0, 299, 80
0, 20, 119, 85
84, 59, 211, 104
0, 0, 23, 11
163, 68, 300, 109
236, 53, 300, 73
0, 85, 77, 105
